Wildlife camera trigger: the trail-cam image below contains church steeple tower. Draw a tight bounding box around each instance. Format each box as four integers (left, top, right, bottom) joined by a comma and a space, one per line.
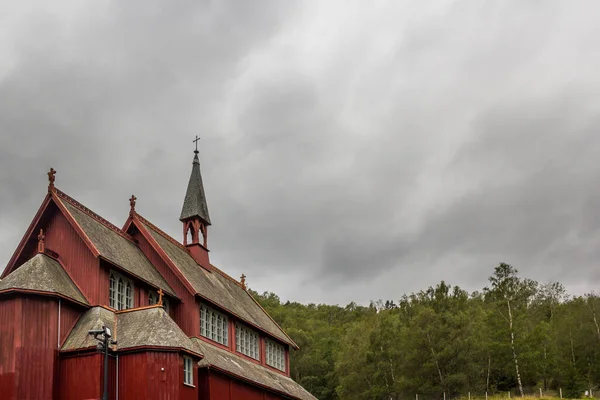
180, 138, 211, 269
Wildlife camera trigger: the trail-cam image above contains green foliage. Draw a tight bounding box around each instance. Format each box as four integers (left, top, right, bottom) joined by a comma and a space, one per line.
251, 264, 600, 400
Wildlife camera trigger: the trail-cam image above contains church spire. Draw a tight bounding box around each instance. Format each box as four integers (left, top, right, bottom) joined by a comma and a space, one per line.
180, 138, 212, 270
180, 137, 211, 225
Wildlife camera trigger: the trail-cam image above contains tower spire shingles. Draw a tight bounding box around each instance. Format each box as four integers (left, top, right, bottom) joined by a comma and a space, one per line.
180, 143, 211, 225
180, 139, 212, 269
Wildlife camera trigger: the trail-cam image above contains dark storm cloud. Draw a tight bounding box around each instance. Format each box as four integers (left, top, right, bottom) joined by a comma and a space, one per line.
2, 1, 600, 305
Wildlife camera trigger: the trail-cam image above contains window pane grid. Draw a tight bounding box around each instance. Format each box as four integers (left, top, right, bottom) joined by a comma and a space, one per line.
110, 271, 134, 311
183, 357, 193, 385
266, 339, 285, 371
235, 323, 259, 360
199, 304, 228, 346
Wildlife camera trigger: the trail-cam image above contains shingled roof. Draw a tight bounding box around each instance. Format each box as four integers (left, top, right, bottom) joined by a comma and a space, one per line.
62, 306, 198, 355
191, 338, 317, 400
0, 253, 88, 305
117, 307, 197, 353
62, 306, 115, 351
180, 151, 211, 224
55, 192, 176, 297
138, 218, 297, 348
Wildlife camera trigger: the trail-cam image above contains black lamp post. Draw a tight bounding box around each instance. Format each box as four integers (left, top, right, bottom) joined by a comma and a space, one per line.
88, 326, 117, 400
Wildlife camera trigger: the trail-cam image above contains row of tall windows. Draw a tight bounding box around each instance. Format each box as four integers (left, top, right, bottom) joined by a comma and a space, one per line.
235, 322, 259, 360
109, 271, 134, 310
199, 303, 286, 371
266, 339, 285, 372
200, 304, 229, 345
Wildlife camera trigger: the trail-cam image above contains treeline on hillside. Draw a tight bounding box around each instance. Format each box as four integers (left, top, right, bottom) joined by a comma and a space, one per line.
251, 263, 600, 400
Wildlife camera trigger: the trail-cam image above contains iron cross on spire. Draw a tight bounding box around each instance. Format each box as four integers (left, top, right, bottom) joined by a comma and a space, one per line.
193, 135, 201, 153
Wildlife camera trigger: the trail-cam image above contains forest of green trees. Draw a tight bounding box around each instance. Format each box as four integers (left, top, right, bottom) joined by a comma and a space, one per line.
251, 263, 600, 400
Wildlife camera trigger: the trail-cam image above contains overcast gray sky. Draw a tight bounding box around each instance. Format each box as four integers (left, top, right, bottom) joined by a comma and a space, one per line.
2, 1, 600, 305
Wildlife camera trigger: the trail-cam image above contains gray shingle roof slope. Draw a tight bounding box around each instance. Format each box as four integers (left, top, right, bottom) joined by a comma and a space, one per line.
117, 307, 197, 353
140, 220, 295, 347
179, 151, 211, 224
62, 306, 115, 350
191, 338, 317, 400
0, 253, 88, 305
58, 199, 176, 297
62, 306, 198, 354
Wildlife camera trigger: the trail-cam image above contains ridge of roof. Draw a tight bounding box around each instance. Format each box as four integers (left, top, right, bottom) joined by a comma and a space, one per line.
245, 287, 299, 350
136, 213, 246, 291
134, 212, 187, 250
210, 264, 245, 289
55, 188, 136, 244
114, 303, 163, 314
137, 216, 298, 348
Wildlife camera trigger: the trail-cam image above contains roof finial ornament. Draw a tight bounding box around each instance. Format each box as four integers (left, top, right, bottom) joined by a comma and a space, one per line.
193, 135, 201, 154
129, 195, 137, 215
37, 229, 45, 253
240, 273, 247, 290
157, 288, 164, 307
47, 168, 56, 192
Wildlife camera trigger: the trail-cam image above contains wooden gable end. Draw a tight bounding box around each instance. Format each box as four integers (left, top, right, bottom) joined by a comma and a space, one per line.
124, 216, 200, 336
1, 195, 100, 303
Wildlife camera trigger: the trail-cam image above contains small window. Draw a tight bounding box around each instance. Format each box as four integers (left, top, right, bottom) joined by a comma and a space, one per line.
183, 356, 193, 386
200, 304, 228, 345
265, 339, 285, 372
109, 274, 116, 308
235, 323, 259, 360
109, 271, 134, 311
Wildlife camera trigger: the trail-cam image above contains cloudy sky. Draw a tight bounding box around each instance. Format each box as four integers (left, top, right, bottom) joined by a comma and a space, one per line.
1, 1, 600, 305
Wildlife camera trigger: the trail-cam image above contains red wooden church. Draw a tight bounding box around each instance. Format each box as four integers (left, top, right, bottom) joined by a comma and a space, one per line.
0, 148, 317, 400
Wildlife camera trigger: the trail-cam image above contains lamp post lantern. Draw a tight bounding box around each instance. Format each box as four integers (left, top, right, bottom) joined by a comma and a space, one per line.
88, 326, 116, 400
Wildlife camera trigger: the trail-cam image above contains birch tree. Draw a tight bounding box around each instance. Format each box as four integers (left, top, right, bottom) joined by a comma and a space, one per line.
485, 263, 537, 397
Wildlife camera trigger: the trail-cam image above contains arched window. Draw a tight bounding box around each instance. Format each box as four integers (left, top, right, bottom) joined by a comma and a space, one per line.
109, 273, 116, 308
109, 271, 134, 310
126, 282, 133, 309
117, 278, 124, 310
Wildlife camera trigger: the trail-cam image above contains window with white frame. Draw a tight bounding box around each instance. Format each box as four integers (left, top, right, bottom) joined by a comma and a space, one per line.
183, 356, 193, 386
235, 323, 259, 360
200, 304, 228, 345
266, 339, 285, 372
109, 271, 134, 310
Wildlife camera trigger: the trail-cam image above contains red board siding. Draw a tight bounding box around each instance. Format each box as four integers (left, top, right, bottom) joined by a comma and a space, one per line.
59, 302, 83, 345
132, 230, 200, 336
59, 353, 102, 400
45, 209, 100, 303
0, 296, 61, 400
207, 370, 291, 400
118, 351, 198, 400
0, 297, 17, 400
0, 295, 85, 400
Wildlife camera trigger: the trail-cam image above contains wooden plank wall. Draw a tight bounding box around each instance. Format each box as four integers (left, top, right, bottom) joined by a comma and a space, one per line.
0, 295, 84, 400
118, 351, 198, 400
45, 209, 100, 303
208, 370, 291, 400
131, 230, 200, 337
58, 353, 103, 400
